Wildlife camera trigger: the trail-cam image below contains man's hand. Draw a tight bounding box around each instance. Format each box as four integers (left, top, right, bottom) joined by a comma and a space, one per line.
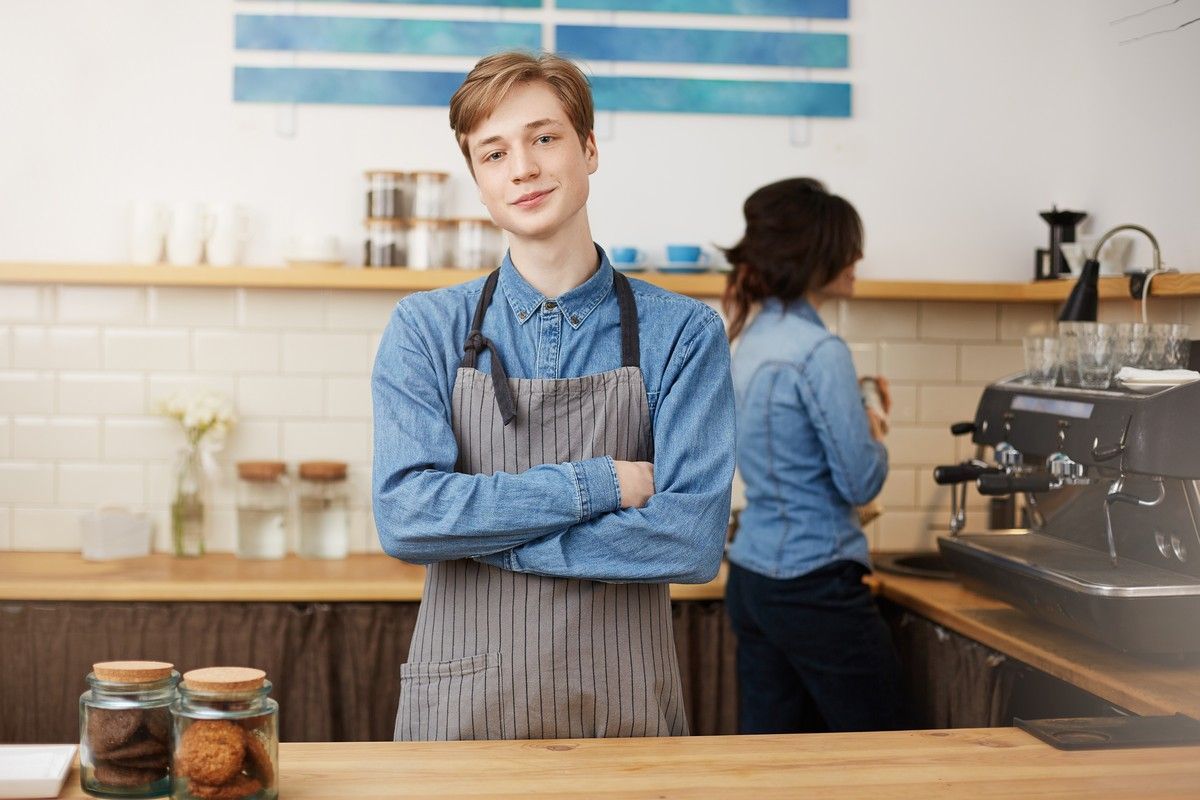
614, 460, 655, 508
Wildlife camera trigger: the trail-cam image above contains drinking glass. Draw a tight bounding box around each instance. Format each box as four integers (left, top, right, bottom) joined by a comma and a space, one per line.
1057, 321, 1087, 387
1075, 323, 1116, 389
1023, 336, 1059, 387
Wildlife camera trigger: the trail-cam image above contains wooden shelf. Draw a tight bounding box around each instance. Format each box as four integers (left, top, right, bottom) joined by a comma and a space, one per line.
2, 262, 1198, 302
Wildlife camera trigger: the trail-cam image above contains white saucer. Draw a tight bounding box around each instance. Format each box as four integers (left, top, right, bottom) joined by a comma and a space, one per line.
658, 262, 709, 274
0, 744, 75, 799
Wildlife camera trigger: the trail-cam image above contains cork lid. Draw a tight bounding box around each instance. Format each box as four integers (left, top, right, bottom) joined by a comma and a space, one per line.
299, 461, 348, 481
410, 170, 449, 180
364, 169, 408, 177
182, 667, 267, 692
237, 461, 286, 481
93, 661, 174, 683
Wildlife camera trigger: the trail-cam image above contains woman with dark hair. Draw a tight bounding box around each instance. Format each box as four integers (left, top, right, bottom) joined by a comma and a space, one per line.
722, 177, 906, 734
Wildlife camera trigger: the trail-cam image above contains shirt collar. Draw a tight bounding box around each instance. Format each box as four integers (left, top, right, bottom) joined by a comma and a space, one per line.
762, 296, 826, 330
498, 246, 614, 330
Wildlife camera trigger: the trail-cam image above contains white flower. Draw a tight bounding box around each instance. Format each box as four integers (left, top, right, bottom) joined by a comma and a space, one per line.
156, 390, 237, 444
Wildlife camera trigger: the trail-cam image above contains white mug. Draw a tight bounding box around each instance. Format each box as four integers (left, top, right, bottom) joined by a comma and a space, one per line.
166, 202, 209, 266
129, 200, 167, 265
207, 203, 249, 267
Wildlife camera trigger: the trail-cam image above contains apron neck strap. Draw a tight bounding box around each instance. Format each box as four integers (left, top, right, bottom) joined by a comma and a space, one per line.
460, 266, 642, 426
613, 269, 640, 370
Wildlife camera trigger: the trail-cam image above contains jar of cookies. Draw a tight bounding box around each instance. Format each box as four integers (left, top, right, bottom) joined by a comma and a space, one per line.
79, 660, 179, 798
171, 667, 278, 800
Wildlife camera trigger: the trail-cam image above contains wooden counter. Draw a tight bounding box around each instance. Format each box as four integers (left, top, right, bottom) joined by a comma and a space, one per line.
57, 731, 1200, 799
0, 551, 725, 601
2, 552, 1197, 719
867, 572, 1200, 719
5, 261, 1199, 302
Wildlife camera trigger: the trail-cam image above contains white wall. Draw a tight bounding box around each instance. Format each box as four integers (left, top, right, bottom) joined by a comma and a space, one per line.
1, 0, 1197, 279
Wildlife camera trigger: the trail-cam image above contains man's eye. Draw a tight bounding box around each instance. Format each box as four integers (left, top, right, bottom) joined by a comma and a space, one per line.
485, 151, 503, 162
536, 135, 554, 144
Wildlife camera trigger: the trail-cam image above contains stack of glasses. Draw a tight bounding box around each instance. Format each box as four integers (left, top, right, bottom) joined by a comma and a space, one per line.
1022, 322, 1191, 390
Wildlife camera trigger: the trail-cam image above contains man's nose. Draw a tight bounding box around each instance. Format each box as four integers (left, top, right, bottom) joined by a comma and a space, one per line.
509, 147, 539, 182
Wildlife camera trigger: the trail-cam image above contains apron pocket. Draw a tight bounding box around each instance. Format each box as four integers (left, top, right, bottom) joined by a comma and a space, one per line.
397, 652, 507, 741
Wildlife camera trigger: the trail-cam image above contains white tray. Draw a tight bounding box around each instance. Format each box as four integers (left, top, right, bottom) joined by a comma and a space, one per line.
0, 744, 75, 799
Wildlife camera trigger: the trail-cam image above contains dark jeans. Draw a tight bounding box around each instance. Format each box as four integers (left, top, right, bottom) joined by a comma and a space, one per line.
725, 560, 907, 734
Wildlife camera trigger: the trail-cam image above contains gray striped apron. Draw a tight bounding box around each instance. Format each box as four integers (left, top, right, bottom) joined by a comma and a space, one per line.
396, 268, 688, 741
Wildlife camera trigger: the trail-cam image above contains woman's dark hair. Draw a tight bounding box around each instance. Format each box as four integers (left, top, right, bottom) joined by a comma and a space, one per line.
721, 177, 863, 341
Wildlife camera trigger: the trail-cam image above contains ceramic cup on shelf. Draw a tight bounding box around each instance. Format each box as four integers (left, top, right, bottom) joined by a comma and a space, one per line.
166, 201, 210, 266
206, 203, 250, 267
129, 200, 168, 265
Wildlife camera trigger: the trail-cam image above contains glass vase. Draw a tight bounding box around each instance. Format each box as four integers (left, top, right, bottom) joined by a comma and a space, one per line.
171, 446, 206, 558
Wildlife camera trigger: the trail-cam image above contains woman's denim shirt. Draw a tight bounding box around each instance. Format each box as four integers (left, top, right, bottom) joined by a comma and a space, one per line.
727, 298, 887, 579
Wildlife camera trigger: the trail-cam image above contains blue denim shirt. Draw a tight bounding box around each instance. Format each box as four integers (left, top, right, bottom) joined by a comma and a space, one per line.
727, 298, 887, 579
372, 249, 735, 584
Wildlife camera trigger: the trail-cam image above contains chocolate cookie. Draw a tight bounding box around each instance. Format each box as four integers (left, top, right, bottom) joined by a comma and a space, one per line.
176, 720, 245, 785
97, 734, 168, 760
101, 754, 169, 770
144, 707, 172, 743
92, 762, 163, 788
87, 708, 143, 753
241, 727, 274, 785
187, 774, 263, 800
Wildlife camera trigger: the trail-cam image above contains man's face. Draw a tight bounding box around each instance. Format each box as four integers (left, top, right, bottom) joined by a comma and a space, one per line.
466, 81, 598, 243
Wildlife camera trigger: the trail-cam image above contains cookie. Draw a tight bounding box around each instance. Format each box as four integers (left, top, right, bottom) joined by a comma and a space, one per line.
101, 754, 169, 770
187, 774, 263, 800
176, 720, 245, 785
92, 762, 164, 788
241, 727, 274, 785
87, 708, 143, 752
144, 708, 172, 743
96, 734, 167, 760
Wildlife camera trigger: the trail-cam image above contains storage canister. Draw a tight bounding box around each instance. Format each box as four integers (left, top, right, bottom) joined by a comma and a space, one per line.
364, 218, 406, 268
364, 170, 410, 219
171, 667, 278, 800
297, 460, 349, 560
410, 171, 449, 219
235, 461, 288, 560
407, 218, 447, 270
79, 660, 179, 798
451, 218, 503, 270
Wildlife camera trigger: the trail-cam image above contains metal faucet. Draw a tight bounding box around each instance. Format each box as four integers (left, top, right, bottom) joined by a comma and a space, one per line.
1089, 223, 1162, 270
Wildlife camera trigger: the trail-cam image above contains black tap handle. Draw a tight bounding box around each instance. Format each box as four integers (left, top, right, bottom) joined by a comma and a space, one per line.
933, 464, 1001, 485
977, 473, 1055, 496
1092, 442, 1124, 461
950, 421, 976, 437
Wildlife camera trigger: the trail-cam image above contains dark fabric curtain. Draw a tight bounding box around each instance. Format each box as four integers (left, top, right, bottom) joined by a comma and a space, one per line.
0, 600, 737, 743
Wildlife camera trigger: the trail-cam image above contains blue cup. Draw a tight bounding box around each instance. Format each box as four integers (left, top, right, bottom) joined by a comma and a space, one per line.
610, 246, 643, 265
666, 244, 706, 264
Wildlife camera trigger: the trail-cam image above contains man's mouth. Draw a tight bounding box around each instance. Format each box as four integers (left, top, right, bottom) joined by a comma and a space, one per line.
511, 188, 554, 208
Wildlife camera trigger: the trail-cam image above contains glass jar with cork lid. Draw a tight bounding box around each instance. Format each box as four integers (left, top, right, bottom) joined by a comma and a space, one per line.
235, 461, 288, 560
171, 667, 278, 800
79, 660, 179, 798
297, 461, 349, 560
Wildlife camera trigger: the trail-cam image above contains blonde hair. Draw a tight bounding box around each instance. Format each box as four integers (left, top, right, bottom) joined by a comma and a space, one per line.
449, 50, 594, 167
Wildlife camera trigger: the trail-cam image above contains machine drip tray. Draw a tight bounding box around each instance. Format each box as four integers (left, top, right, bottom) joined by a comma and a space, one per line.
1016, 714, 1200, 750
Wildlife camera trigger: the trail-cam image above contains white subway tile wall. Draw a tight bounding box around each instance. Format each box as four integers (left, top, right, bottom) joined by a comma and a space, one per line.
2, 284, 1197, 555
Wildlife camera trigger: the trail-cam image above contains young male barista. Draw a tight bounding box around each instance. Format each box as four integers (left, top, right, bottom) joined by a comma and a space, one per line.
371, 50, 734, 741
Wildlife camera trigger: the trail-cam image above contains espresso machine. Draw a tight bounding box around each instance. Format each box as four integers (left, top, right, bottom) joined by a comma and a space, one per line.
933, 374, 1200, 654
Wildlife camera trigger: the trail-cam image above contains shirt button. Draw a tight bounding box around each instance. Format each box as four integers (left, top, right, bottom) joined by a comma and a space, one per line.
570, 315, 580, 325
544, 301, 557, 311
517, 311, 527, 320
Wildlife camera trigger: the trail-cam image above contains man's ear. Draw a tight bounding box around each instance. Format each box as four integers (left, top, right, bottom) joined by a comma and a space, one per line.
584, 131, 598, 175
